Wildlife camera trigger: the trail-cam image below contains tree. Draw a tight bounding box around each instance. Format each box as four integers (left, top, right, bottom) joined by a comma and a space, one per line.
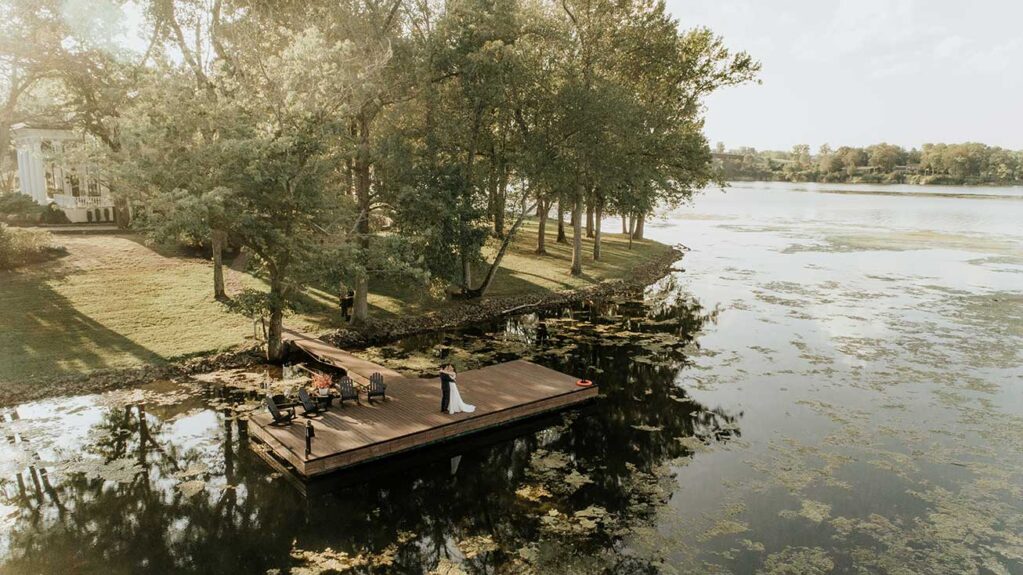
867, 142, 905, 172
120, 16, 373, 359
215, 25, 368, 359
116, 68, 236, 299
0, 1, 44, 188
601, 9, 760, 245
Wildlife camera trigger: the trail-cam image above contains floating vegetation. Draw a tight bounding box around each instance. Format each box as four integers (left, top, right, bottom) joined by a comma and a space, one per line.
176, 479, 206, 497
677, 436, 711, 453
456, 534, 498, 559
778, 500, 831, 524
760, 546, 834, 575
563, 469, 594, 491
427, 558, 467, 575
540, 505, 612, 536
515, 484, 552, 502
285, 547, 369, 574
50, 456, 142, 483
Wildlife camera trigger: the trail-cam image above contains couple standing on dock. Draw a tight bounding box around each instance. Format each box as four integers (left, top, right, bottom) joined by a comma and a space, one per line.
439, 364, 475, 415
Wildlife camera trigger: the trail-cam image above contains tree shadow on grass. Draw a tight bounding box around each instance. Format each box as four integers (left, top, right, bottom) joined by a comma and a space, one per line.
0, 266, 166, 383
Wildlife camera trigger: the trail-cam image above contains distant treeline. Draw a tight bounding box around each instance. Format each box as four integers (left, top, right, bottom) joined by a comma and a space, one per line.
715, 143, 1023, 185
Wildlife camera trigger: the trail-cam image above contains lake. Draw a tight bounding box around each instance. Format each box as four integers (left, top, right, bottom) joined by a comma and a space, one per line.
0, 181, 1021, 573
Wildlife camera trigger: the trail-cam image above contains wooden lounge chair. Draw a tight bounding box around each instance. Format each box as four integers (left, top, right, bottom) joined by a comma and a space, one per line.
298, 388, 325, 417
265, 396, 296, 426
368, 372, 387, 403
335, 376, 360, 406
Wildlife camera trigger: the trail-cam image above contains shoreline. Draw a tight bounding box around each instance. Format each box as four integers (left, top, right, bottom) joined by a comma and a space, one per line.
0, 246, 686, 408
724, 177, 1023, 188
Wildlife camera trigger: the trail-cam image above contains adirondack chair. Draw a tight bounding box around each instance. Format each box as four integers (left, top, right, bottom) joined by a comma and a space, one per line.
367, 372, 387, 403
265, 396, 296, 426
297, 388, 324, 417
335, 376, 360, 406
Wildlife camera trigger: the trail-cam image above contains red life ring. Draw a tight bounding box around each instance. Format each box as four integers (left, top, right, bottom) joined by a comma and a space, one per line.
576, 379, 594, 387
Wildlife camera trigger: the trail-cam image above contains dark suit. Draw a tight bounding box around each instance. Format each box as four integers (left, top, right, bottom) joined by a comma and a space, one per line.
440, 371, 452, 412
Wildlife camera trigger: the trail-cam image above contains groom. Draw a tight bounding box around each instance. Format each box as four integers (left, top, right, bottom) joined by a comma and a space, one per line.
439, 364, 455, 413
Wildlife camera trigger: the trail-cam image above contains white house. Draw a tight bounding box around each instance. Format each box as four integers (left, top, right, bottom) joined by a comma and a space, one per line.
11, 122, 118, 223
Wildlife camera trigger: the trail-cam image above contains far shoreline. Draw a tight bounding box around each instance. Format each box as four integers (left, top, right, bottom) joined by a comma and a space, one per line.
722, 177, 1023, 188
716, 180, 1023, 201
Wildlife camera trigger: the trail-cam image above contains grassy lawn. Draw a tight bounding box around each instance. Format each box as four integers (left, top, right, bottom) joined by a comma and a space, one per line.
0, 220, 672, 382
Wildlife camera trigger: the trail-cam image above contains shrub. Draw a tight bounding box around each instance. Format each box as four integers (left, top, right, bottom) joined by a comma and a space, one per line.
0, 225, 61, 270
0, 193, 43, 223
40, 203, 71, 224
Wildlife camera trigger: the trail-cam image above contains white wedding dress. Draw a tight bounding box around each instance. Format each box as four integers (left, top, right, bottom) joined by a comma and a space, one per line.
447, 377, 476, 414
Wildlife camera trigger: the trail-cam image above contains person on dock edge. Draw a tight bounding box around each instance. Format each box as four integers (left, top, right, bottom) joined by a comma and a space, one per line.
439, 364, 454, 413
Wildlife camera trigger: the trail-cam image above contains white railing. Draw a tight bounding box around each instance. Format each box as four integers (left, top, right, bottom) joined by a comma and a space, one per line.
50, 194, 114, 209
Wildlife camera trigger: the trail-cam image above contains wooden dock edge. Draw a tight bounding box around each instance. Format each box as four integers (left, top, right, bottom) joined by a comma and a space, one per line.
249, 386, 599, 478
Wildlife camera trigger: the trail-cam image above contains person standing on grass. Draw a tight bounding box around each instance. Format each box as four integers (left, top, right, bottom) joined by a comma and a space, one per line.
338, 282, 355, 320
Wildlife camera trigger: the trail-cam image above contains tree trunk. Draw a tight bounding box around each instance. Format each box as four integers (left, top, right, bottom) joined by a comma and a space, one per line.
0, 119, 10, 189
487, 159, 497, 226
628, 212, 635, 250
536, 198, 548, 255
593, 199, 603, 261
462, 253, 473, 290
114, 196, 131, 229
351, 273, 368, 325
621, 214, 628, 234
266, 274, 285, 361
460, 103, 483, 291
345, 157, 355, 197
585, 200, 594, 238
351, 112, 372, 324
469, 200, 535, 299
633, 212, 645, 240
556, 200, 567, 244
570, 187, 583, 276
212, 228, 227, 299
493, 164, 508, 238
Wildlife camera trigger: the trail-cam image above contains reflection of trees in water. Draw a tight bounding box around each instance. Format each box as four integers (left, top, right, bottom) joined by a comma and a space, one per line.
290, 291, 739, 573
0, 291, 739, 573
0, 391, 303, 574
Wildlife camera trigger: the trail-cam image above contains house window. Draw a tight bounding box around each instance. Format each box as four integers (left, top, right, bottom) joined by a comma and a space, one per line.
45, 164, 62, 197
68, 173, 81, 197
86, 173, 100, 196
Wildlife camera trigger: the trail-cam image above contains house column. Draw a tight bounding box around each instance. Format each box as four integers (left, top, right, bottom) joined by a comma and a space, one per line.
22, 140, 48, 205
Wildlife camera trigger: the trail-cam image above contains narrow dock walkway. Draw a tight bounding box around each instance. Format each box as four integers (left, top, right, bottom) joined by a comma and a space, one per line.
283, 329, 402, 385
250, 333, 597, 477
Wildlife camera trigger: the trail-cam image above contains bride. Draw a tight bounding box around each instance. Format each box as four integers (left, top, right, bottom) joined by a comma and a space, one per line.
443, 365, 476, 414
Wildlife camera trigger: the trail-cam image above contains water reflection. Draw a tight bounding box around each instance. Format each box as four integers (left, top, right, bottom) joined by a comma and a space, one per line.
0, 288, 729, 573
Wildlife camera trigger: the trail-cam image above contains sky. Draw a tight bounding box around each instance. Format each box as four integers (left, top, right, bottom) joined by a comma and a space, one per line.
666, 0, 1023, 152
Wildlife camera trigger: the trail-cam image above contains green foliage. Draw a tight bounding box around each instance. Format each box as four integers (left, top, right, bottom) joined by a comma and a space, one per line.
0, 224, 58, 269
378, 0, 758, 284
0, 194, 43, 222
224, 288, 291, 321
719, 141, 1023, 184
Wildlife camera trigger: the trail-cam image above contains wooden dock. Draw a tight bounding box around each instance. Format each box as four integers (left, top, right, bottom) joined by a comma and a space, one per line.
249, 333, 598, 478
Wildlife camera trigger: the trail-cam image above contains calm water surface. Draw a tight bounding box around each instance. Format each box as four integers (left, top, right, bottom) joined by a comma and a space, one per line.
1, 181, 1021, 574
